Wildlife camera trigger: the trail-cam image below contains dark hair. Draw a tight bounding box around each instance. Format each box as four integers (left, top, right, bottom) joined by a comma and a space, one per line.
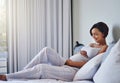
90, 22, 109, 38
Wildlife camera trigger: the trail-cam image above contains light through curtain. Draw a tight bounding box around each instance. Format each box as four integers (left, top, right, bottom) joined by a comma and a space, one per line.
0, 0, 7, 58
7, 0, 72, 73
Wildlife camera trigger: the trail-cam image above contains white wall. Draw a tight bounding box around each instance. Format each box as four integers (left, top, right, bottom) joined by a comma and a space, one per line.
73, 0, 120, 46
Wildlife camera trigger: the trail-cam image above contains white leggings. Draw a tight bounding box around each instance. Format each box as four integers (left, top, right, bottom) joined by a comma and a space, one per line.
6, 47, 78, 81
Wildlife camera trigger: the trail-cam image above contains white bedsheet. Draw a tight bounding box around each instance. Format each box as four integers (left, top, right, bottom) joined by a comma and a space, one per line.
0, 79, 93, 83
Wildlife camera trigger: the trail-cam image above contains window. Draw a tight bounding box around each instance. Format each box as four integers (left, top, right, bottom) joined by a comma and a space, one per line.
0, 0, 7, 59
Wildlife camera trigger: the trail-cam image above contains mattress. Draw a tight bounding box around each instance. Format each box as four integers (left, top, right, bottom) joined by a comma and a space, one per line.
0, 79, 93, 83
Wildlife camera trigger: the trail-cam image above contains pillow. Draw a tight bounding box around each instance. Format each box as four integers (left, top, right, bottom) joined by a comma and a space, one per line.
93, 38, 120, 83
81, 46, 100, 59
102, 42, 115, 62
73, 53, 104, 81
74, 45, 84, 54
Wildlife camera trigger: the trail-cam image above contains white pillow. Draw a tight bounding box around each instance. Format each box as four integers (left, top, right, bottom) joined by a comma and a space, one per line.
102, 43, 115, 62
73, 53, 103, 81
93, 38, 120, 83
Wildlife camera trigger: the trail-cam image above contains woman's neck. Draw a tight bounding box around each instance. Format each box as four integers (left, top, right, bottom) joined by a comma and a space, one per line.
98, 39, 107, 46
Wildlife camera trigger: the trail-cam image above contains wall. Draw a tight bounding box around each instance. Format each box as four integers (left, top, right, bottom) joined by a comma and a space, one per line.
73, 0, 120, 46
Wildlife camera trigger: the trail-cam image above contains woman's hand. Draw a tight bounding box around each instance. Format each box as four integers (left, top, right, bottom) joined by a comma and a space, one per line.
65, 59, 86, 68
80, 50, 88, 58
65, 59, 72, 66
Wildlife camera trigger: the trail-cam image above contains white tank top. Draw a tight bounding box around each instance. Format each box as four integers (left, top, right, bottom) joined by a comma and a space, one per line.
70, 46, 101, 62
81, 45, 101, 58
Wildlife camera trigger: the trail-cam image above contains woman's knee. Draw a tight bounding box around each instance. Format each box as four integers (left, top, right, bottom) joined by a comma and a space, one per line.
37, 47, 51, 55
43, 47, 50, 50
42, 47, 54, 53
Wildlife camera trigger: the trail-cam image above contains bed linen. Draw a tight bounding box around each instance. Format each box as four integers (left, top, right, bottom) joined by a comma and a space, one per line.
0, 40, 118, 83
0, 79, 93, 83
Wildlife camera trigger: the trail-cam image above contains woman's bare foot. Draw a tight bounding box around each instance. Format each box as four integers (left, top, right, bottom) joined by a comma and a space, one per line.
0, 75, 7, 81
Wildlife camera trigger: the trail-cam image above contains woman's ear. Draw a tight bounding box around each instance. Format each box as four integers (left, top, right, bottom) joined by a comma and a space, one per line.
102, 33, 105, 38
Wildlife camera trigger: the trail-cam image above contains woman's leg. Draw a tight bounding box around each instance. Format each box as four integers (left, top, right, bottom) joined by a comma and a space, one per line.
6, 64, 78, 81
24, 47, 66, 69
40, 64, 78, 81
6, 64, 43, 80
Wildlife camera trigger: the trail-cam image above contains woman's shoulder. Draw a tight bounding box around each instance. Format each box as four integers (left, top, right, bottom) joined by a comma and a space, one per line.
101, 44, 108, 51
89, 43, 107, 48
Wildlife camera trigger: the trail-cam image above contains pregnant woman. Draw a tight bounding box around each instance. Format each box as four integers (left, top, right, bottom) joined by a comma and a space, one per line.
0, 22, 109, 81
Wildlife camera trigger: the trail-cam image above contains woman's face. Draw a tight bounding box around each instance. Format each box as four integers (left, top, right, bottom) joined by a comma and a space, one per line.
91, 28, 105, 43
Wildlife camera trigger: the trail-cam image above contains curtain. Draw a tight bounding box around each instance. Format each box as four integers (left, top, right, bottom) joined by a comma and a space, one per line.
7, 0, 72, 73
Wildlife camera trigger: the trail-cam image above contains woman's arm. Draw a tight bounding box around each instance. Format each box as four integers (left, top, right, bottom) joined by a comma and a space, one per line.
97, 45, 108, 54
65, 59, 86, 68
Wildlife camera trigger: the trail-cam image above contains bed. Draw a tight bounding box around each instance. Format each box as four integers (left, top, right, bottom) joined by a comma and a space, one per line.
0, 39, 120, 83
0, 79, 93, 83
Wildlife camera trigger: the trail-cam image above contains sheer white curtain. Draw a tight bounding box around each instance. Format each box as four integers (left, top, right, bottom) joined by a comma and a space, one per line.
7, 0, 72, 73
